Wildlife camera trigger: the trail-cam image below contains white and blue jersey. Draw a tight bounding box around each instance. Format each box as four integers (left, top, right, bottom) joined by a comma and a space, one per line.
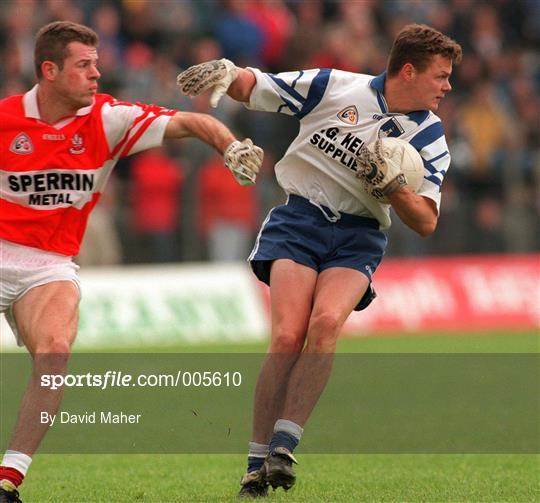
245, 68, 450, 229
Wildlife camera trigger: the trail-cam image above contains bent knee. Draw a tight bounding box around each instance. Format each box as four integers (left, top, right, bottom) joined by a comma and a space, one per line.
34, 336, 72, 355
309, 311, 343, 336
269, 328, 306, 353
33, 339, 72, 374
306, 312, 344, 352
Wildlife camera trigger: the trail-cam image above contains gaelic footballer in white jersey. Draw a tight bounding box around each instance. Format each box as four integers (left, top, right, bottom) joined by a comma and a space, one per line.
245, 68, 449, 229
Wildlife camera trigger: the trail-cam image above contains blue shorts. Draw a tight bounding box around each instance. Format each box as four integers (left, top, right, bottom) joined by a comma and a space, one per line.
248, 195, 387, 311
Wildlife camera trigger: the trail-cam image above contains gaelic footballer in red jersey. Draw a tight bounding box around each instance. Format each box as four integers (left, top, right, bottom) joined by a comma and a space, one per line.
0, 21, 263, 503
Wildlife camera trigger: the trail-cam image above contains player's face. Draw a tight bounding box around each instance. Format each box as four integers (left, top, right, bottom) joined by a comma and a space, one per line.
411, 55, 453, 112
54, 42, 100, 109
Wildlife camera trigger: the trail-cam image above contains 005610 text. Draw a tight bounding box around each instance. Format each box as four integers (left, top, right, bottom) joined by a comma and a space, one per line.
40, 370, 243, 390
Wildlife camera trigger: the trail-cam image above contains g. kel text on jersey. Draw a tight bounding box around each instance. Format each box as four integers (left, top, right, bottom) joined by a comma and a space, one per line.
309, 127, 364, 175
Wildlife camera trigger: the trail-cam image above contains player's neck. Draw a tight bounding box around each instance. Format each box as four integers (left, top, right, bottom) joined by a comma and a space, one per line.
36, 84, 79, 125
384, 77, 417, 114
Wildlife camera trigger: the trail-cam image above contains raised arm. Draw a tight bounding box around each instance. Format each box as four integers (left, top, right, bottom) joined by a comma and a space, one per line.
227, 67, 256, 103
177, 58, 254, 107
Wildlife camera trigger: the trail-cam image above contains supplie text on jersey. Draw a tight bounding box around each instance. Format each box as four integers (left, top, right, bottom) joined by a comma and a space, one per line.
309, 127, 366, 174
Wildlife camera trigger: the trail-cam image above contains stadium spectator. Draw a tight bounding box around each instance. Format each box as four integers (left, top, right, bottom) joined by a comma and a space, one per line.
460, 80, 510, 177
177, 23, 462, 496
214, 0, 264, 67
0, 20, 263, 503
91, 2, 124, 63
197, 154, 259, 261
277, 5, 319, 70
121, 42, 155, 103
469, 196, 506, 253
245, 0, 295, 71
76, 174, 123, 266
129, 147, 184, 263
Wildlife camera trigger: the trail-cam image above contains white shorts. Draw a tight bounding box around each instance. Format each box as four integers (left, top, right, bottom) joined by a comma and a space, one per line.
0, 239, 81, 346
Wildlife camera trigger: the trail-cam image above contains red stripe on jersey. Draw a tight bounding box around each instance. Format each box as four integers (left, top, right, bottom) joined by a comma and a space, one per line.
118, 113, 159, 158
110, 107, 153, 158
111, 103, 175, 159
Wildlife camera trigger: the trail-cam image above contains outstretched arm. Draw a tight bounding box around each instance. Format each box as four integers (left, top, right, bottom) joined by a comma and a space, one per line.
164, 111, 235, 153
164, 112, 263, 186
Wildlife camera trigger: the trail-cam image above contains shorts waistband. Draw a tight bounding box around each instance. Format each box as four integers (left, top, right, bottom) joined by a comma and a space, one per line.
0, 239, 72, 265
286, 194, 380, 229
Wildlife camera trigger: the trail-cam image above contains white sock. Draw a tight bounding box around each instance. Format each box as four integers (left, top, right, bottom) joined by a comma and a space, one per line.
248, 442, 269, 458
274, 419, 304, 440
1, 450, 32, 476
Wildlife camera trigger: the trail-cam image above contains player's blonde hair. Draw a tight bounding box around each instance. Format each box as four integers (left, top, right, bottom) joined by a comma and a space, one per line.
34, 21, 99, 79
387, 24, 462, 77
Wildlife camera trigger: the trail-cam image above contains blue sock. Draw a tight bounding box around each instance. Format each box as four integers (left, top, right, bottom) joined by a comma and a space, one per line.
246, 442, 268, 472
247, 456, 264, 473
269, 430, 299, 453
269, 419, 304, 453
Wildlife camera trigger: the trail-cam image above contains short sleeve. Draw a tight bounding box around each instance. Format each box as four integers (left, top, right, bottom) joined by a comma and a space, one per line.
410, 121, 450, 211
245, 67, 331, 120
101, 100, 177, 158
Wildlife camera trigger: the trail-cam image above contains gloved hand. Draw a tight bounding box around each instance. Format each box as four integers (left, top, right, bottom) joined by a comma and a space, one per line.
177, 59, 238, 108
356, 139, 408, 201
224, 139, 264, 186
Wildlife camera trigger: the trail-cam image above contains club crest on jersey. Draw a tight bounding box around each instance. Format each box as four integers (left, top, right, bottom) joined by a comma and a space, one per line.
69, 134, 86, 154
337, 106, 358, 125
10, 133, 33, 154
378, 118, 405, 138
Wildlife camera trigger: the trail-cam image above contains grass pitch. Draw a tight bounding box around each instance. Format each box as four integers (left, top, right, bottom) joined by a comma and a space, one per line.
13, 331, 540, 501
22, 453, 538, 502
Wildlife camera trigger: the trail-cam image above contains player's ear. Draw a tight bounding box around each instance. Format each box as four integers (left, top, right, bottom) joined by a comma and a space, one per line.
401, 63, 416, 82
41, 61, 59, 81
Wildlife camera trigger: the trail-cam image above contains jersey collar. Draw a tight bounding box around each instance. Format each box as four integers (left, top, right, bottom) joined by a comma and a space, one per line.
369, 72, 430, 125
369, 72, 388, 113
369, 72, 386, 94
23, 84, 94, 122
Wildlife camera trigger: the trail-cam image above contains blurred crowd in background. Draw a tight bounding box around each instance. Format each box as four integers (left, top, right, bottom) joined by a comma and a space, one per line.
1, 0, 538, 264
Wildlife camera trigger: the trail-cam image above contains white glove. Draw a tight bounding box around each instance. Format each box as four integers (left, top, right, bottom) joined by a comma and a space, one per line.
356, 139, 407, 201
176, 58, 238, 108
224, 139, 264, 186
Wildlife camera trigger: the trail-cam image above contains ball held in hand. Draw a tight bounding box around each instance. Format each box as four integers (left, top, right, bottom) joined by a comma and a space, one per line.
359, 137, 425, 203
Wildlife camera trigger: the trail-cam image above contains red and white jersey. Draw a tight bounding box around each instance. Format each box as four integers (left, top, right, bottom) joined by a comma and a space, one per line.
0, 85, 176, 256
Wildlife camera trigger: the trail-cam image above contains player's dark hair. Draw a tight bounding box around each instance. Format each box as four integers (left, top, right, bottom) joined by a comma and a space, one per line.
387, 24, 462, 77
34, 21, 99, 79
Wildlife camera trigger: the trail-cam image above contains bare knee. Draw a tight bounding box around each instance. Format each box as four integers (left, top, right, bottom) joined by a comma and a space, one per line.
306, 311, 343, 352
269, 326, 306, 353
34, 335, 72, 355
32, 337, 72, 376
